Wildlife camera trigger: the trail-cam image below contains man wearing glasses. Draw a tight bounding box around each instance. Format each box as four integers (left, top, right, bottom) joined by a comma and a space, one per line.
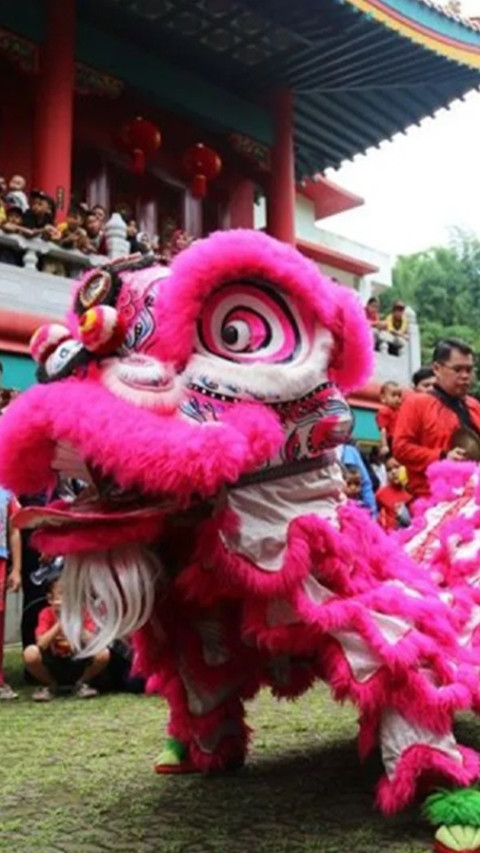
393, 338, 480, 498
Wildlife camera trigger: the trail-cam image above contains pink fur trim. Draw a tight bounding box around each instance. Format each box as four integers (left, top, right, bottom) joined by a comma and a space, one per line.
181, 505, 471, 653
158, 229, 372, 392
375, 744, 479, 815
426, 461, 478, 501
0, 381, 283, 501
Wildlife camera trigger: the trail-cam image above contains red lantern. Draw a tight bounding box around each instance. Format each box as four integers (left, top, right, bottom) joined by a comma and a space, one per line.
120, 117, 161, 175
182, 143, 222, 198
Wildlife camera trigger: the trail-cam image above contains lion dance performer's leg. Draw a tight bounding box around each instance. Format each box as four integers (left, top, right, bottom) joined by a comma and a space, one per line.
135, 593, 262, 774
317, 619, 478, 815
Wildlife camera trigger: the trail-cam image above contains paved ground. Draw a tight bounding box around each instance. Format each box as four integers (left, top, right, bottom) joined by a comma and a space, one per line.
2, 648, 477, 852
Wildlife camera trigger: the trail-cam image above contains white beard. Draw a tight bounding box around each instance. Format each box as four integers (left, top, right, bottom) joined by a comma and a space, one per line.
60, 544, 163, 658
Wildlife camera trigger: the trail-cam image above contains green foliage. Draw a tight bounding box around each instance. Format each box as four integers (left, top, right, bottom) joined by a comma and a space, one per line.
383, 229, 480, 396
423, 787, 480, 827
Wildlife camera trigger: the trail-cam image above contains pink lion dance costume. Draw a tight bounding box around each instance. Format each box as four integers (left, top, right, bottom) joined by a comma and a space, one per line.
2, 231, 480, 825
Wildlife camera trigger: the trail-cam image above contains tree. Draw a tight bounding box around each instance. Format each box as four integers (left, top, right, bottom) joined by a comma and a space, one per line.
381, 229, 480, 395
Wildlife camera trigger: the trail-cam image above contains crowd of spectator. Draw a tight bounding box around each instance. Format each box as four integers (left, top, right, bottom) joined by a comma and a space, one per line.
365, 296, 410, 356
0, 173, 195, 272
342, 337, 480, 531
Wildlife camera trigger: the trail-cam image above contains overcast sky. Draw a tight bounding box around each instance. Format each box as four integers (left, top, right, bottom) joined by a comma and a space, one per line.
321, 85, 480, 258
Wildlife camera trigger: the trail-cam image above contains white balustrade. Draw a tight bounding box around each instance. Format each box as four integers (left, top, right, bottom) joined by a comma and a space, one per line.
104, 212, 130, 259
0, 214, 131, 318
0, 213, 129, 276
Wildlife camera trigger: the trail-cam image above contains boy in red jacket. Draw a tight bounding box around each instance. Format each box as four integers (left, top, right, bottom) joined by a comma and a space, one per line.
376, 381, 403, 457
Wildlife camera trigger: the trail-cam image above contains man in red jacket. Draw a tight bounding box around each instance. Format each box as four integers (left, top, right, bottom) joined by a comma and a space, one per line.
393, 338, 480, 498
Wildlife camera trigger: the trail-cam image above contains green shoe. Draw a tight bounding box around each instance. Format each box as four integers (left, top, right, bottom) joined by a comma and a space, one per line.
154, 737, 197, 774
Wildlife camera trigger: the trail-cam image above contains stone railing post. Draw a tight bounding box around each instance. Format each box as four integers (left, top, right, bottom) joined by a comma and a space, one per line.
22, 246, 39, 270
104, 213, 129, 260
405, 306, 421, 377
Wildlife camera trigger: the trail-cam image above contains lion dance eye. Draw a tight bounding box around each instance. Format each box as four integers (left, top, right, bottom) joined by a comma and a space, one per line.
197, 281, 309, 364
220, 312, 270, 353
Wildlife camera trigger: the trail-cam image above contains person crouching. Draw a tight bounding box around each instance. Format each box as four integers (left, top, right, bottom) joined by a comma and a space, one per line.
23, 577, 109, 701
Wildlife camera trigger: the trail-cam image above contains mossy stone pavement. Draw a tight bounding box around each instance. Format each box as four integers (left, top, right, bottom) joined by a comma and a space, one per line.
2, 648, 478, 852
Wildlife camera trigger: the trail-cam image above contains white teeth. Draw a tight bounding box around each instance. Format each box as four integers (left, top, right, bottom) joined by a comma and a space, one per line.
99, 355, 184, 411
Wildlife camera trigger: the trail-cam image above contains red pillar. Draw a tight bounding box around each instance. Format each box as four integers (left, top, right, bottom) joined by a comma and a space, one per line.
228, 178, 255, 229
34, 0, 76, 217
266, 89, 296, 244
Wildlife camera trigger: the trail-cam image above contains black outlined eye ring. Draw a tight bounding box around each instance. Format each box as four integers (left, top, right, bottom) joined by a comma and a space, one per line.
77, 270, 112, 310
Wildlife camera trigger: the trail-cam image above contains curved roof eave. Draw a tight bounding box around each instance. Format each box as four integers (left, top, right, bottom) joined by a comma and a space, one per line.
343, 0, 480, 69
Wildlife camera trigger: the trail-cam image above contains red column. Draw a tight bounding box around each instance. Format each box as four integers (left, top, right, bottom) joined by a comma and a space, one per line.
228, 178, 255, 229
266, 89, 296, 244
34, 0, 76, 217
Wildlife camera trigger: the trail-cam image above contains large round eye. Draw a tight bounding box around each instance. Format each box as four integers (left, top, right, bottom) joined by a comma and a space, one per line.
220, 310, 270, 353
77, 271, 112, 311
197, 280, 311, 364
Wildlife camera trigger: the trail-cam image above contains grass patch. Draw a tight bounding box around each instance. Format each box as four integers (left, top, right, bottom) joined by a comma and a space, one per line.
2, 647, 477, 852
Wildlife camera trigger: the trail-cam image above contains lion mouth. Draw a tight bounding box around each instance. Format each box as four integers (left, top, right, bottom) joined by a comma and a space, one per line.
14, 440, 178, 533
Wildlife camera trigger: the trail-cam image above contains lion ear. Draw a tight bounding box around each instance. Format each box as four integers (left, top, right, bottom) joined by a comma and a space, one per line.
329, 286, 373, 394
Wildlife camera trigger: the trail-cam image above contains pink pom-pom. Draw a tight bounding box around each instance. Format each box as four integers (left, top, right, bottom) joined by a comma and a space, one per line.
78, 305, 125, 354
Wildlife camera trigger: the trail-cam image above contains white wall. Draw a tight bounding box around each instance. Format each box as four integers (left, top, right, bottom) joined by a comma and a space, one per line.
255, 193, 392, 292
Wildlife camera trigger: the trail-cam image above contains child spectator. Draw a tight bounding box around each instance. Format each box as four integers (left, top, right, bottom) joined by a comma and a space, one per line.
376, 456, 413, 531
126, 218, 143, 254
84, 210, 106, 253
137, 230, 152, 254
365, 296, 387, 351
23, 576, 110, 701
92, 203, 107, 225
369, 445, 387, 487
0, 487, 21, 700
337, 442, 377, 517
344, 463, 363, 505
57, 203, 87, 250
23, 190, 56, 236
5, 175, 29, 212
412, 365, 435, 393
385, 301, 409, 355
0, 205, 36, 265
449, 426, 480, 462
377, 381, 403, 457
1, 205, 35, 237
